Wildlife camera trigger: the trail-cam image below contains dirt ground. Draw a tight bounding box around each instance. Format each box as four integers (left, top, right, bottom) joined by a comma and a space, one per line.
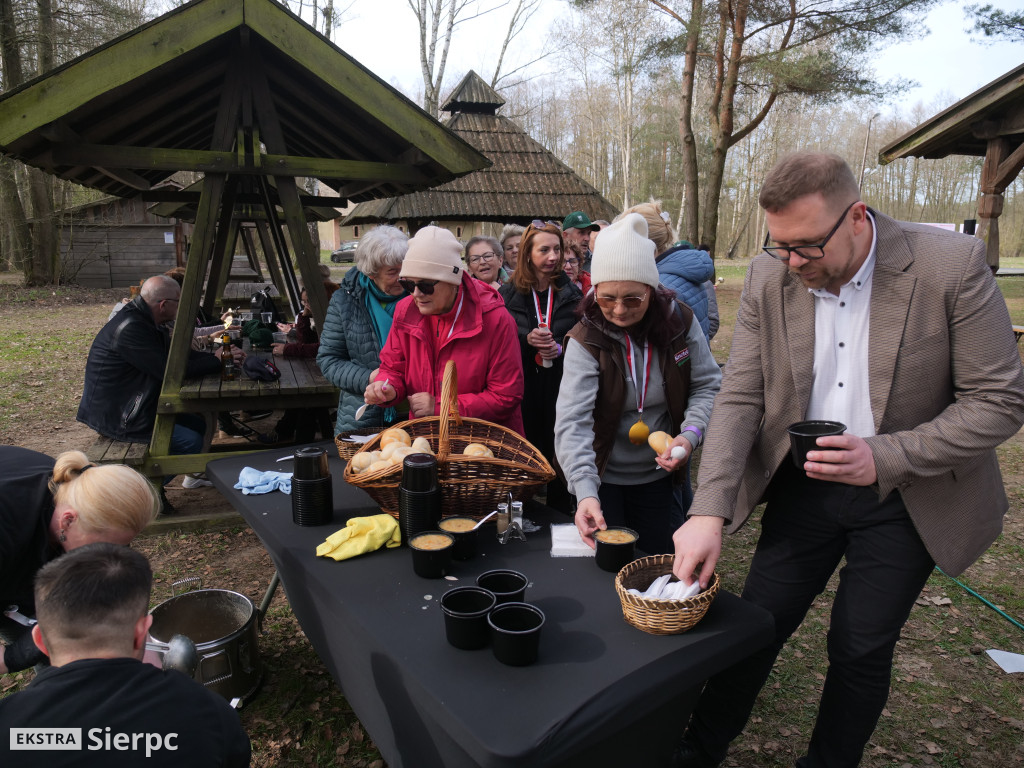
2, 281, 1023, 767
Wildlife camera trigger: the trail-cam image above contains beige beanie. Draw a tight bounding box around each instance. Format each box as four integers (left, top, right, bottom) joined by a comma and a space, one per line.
400, 226, 464, 285
589, 213, 660, 289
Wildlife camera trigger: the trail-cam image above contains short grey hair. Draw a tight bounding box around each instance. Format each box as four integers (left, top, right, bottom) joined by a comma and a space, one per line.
499, 223, 525, 246
464, 235, 502, 262
140, 274, 180, 304
355, 225, 409, 277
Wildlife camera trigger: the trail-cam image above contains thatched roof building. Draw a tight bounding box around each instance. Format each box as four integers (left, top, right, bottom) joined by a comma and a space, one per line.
341, 71, 618, 232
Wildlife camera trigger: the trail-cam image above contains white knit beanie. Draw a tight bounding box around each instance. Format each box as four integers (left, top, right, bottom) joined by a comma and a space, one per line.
400, 226, 464, 285
589, 213, 660, 289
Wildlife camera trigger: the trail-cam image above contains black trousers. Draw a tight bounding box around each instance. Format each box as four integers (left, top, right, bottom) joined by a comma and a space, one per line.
686, 462, 934, 767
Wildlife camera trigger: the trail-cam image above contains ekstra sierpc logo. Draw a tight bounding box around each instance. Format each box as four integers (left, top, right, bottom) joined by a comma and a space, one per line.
10, 728, 81, 750
10, 727, 178, 756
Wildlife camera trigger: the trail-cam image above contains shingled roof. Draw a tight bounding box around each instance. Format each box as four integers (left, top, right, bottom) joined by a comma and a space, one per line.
342, 70, 618, 227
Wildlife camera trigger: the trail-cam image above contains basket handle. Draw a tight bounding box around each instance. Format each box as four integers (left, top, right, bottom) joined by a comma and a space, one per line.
437, 360, 462, 461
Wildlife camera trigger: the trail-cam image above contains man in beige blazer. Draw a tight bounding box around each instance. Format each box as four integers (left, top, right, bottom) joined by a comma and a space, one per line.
671, 152, 1024, 768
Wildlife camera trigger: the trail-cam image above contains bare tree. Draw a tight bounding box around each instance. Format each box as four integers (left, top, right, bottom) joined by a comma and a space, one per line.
646, 0, 938, 256
404, 0, 510, 117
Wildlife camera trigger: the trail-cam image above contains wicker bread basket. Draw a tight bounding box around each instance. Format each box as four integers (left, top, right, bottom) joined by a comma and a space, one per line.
614, 555, 719, 635
334, 427, 386, 462
343, 361, 555, 518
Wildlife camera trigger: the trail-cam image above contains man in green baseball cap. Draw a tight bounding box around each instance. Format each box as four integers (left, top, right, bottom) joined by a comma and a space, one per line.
561, 211, 600, 271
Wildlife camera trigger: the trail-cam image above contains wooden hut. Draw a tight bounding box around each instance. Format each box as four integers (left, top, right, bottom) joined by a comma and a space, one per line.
341, 70, 618, 238
879, 62, 1024, 268
54, 188, 189, 288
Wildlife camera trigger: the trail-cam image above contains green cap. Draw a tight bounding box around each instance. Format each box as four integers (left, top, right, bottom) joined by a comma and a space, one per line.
561, 211, 599, 232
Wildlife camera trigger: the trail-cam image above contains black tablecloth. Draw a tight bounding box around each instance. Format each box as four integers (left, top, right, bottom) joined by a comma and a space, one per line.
208, 444, 773, 768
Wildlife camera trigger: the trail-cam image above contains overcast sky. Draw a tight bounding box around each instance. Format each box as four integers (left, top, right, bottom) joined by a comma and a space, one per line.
334, 0, 1023, 116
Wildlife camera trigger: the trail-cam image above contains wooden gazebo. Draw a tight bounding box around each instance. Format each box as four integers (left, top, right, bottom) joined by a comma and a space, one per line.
0, 0, 488, 476
343, 70, 618, 232
879, 62, 1024, 268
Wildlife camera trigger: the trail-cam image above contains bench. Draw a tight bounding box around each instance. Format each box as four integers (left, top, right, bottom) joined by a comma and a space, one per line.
85, 436, 149, 469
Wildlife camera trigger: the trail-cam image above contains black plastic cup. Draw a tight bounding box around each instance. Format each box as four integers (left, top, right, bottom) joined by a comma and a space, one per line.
292, 476, 333, 526
438, 516, 478, 561
488, 602, 545, 666
594, 526, 639, 573
409, 531, 454, 578
440, 586, 496, 650
293, 446, 329, 480
399, 486, 443, 544
476, 569, 528, 604
401, 453, 438, 493
788, 420, 847, 468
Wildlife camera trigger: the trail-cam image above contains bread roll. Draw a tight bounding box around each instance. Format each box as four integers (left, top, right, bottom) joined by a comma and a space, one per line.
367, 459, 393, 473
411, 436, 434, 455
648, 431, 673, 455
390, 446, 415, 464
380, 442, 401, 461
380, 427, 412, 448
463, 443, 494, 458
349, 451, 376, 473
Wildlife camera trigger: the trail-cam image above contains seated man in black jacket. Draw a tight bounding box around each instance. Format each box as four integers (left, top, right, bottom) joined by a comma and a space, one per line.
0, 542, 251, 767
77, 275, 241, 482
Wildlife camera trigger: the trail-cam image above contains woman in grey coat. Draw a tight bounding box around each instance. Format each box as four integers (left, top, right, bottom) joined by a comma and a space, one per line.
317, 226, 409, 434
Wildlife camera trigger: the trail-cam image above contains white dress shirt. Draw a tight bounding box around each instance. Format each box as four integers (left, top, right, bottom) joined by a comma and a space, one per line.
806, 212, 878, 438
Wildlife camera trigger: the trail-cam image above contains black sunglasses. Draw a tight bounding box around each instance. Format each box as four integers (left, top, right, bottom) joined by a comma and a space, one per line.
399, 279, 440, 295
762, 201, 858, 261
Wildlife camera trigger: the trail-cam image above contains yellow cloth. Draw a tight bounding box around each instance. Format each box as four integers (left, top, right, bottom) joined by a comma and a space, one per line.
316, 514, 401, 561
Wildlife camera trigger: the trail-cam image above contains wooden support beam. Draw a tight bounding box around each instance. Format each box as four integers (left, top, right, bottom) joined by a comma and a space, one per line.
994, 140, 1024, 190
48, 142, 430, 183
139, 189, 347, 207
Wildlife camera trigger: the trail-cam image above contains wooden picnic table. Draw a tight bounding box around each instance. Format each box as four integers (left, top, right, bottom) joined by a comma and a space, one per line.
143, 342, 338, 478
1014, 325, 1023, 344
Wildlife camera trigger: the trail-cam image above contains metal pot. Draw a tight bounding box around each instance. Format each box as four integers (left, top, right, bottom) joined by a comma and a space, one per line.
149, 580, 263, 707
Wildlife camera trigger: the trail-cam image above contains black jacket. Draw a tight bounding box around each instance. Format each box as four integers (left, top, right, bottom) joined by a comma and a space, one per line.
77, 297, 220, 441
0, 657, 251, 767
499, 274, 582, 460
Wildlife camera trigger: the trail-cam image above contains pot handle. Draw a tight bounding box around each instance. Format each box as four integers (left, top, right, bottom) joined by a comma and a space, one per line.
199, 648, 234, 687
171, 577, 203, 596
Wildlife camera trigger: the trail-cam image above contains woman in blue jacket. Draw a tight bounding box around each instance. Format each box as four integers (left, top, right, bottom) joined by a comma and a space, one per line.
621, 202, 716, 340
317, 226, 409, 435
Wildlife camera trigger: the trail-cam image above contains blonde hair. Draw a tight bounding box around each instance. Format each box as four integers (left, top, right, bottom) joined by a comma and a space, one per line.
49, 451, 158, 537
618, 201, 676, 255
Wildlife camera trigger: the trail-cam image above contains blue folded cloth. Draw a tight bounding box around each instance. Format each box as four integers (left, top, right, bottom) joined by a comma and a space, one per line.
234, 466, 293, 495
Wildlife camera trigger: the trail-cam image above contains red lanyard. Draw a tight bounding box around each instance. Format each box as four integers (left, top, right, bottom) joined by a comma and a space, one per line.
532, 288, 554, 329
624, 334, 651, 416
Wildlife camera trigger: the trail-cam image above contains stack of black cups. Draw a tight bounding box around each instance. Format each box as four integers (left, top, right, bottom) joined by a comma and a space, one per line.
398, 453, 442, 545
291, 447, 333, 526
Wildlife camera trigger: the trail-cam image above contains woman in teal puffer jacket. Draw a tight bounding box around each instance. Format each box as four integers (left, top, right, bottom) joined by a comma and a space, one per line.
317, 226, 408, 435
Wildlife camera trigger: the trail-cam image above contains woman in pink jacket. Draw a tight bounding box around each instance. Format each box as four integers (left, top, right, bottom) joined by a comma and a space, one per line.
363, 226, 525, 434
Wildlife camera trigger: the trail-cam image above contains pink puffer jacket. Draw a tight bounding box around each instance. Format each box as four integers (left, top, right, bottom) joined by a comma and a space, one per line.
377, 275, 525, 434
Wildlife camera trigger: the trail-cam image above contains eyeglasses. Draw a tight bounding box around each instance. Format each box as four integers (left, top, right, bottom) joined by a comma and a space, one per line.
565, 258, 579, 267
595, 293, 648, 309
467, 252, 499, 265
762, 201, 857, 261
399, 279, 440, 295
530, 220, 561, 230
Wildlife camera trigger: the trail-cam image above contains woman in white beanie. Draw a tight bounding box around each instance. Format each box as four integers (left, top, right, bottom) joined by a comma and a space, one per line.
554, 213, 721, 554
363, 226, 525, 433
